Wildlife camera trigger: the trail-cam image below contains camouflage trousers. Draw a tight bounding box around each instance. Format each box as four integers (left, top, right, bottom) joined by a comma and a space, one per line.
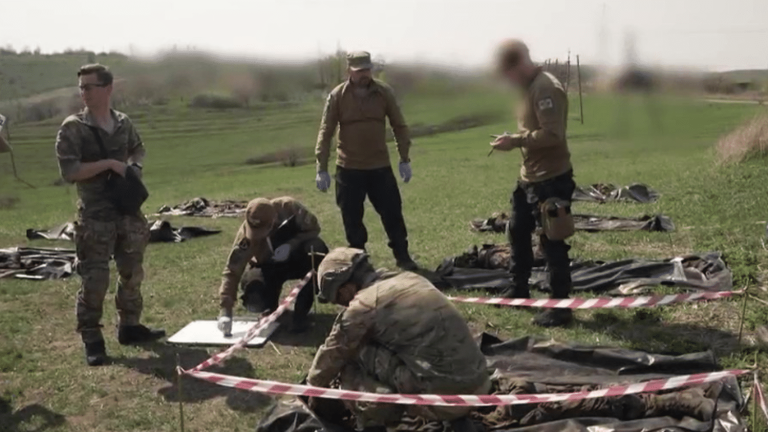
74, 214, 150, 343
339, 344, 491, 429
495, 380, 712, 426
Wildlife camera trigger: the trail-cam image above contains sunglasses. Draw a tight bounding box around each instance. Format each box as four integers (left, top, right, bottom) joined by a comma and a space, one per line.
79, 83, 108, 91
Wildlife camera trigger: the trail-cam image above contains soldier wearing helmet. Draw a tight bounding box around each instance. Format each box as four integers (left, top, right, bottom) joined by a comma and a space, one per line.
307, 247, 490, 432
217, 197, 328, 334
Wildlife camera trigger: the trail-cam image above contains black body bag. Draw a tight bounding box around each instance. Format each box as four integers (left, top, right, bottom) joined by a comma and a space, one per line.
88, 127, 149, 215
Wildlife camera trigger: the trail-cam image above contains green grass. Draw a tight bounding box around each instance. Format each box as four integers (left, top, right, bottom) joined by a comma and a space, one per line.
1, 89, 768, 431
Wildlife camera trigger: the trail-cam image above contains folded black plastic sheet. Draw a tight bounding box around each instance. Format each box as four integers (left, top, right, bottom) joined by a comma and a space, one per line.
470, 213, 675, 233
0, 247, 75, 280
152, 196, 248, 217
431, 246, 732, 295
25, 220, 221, 244
572, 183, 660, 204
255, 334, 745, 432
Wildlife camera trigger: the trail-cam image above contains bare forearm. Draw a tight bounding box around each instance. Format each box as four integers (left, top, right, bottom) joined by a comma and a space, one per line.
66, 160, 114, 183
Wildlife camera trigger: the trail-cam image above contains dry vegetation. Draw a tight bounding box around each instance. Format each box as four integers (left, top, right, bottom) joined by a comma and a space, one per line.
716, 112, 768, 164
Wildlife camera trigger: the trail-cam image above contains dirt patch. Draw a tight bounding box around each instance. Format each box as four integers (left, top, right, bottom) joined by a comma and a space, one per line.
0, 195, 18, 209
245, 147, 310, 167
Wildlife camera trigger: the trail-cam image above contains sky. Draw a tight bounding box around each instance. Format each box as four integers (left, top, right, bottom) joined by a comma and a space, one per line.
3, 0, 768, 71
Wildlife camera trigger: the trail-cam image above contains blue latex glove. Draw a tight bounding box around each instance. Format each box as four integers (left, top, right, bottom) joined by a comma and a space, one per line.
316, 171, 331, 192
399, 162, 412, 183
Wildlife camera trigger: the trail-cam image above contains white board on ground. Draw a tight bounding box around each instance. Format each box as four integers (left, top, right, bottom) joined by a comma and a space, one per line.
168, 319, 280, 347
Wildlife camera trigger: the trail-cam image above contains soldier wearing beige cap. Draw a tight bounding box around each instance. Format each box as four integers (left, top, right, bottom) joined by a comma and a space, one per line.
314, 51, 417, 270
216, 197, 328, 334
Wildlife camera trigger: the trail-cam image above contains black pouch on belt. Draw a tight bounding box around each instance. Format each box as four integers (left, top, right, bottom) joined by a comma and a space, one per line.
87, 126, 149, 215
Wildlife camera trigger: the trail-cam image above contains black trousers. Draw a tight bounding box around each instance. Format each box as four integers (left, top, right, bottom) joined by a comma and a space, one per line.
507, 170, 576, 299
241, 237, 328, 321
335, 165, 409, 256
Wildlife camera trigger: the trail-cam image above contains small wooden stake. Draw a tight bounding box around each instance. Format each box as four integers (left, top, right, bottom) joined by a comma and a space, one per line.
176, 354, 186, 432
577, 55, 585, 125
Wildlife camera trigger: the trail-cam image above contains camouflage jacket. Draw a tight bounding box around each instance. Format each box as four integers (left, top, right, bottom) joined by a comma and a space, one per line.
218, 197, 321, 309
315, 79, 411, 172
307, 272, 488, 392
55, 108, 145, 221
509, 70, 572, 183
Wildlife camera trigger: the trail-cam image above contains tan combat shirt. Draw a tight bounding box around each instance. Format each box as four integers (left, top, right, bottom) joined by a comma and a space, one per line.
509, 70, 571, 183
315, 79, 411, 172
218, 197, 321, 309
55, 108, 145, 221
307, 272, 488, 393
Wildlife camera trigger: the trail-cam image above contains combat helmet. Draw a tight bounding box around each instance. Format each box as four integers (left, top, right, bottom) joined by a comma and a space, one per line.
317, 247, 370, 303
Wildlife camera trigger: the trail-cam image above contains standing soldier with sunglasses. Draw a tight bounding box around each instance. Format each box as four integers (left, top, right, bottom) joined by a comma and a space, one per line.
55, 64, 164, 366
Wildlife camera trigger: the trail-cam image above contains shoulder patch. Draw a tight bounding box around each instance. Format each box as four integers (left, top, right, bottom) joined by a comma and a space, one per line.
537, 97, 554, 110
238, 238, 250, 250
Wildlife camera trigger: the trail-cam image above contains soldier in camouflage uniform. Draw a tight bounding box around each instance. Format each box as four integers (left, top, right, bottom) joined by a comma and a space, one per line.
217, 197, 328, 334
314, 52, 417, 271
307, 247, 490, 432
490, 40, 577, 328
55, 64, 164, 367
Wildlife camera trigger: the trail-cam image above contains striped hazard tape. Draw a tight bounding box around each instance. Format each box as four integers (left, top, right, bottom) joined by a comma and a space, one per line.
185, 271, 313, 373
185, 369, 750, 406
755, 372, 768, 422
448, 290, 741, 309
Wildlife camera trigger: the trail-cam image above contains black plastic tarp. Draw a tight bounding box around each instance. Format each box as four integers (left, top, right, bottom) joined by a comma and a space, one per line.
25, 220, 221, 244
572, 184, 660, 204
256, 334, 745, 432
152, 197, 248, 218
0, 247, 75, 280
470, 213, 675, 234
430, 246, 732, 295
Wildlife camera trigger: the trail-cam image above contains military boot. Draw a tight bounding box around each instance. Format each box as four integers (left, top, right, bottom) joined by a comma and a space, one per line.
84, 340, 107, 367
532, 308, 573, 327
646, 387, 715, 421
117, 324, 166, 345
394, 250, 418, 271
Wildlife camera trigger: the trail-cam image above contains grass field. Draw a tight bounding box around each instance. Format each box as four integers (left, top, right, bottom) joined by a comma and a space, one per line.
1, 88, 768, 431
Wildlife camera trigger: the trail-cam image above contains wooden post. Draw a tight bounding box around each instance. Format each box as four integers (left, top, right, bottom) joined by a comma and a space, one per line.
176, 354, 186, 432
565, 50, 571, 93
577, 55, 584, 125
738, 287, 750, 345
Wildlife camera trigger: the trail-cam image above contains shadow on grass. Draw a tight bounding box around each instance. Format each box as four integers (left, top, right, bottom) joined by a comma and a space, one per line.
110, 310, 337, 413
577, 309, 741, 356
0, 397, 66, 432
270, 311, 338, 348
112, 343, 272, 413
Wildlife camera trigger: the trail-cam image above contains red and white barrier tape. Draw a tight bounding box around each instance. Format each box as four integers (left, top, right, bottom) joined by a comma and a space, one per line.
448, 290, 740, 309
185, 271, 313, 373
185, 369, 749, 406
755, 372, 768, 422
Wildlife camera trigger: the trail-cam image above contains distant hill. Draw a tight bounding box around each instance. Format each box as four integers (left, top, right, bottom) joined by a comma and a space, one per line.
716, 69, 768, 83
0, 50, 136, 101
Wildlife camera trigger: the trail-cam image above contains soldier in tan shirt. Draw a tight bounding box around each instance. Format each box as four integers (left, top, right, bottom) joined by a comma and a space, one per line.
490, 40, 576, 328
216, 197, 328, 334
314, 52, 417, 270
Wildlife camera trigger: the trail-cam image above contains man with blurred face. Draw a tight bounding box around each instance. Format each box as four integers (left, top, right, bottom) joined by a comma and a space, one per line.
314, 52, 417, 271
490, 40, 576, 328
55, 64, 164, 366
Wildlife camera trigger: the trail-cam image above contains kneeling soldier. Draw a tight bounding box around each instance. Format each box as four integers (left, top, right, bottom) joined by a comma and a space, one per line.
307, 247, 490, 432
217, 197, 328, 334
